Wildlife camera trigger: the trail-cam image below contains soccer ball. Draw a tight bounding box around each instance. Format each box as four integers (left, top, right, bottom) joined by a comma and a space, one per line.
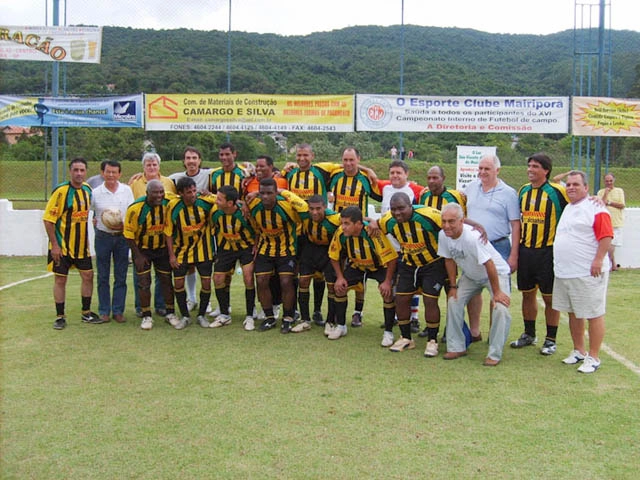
101, 208, 123, 230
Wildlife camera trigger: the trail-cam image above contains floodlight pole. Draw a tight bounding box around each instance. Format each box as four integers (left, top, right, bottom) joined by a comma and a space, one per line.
226, 0, 232, 142
51, 0, 61, 188
398, 0, 405, 155
593, 0, 606, 192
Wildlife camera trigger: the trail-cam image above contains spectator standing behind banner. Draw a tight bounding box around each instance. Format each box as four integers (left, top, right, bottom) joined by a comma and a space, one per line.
597, 173, 625, 271
553, 171, 613, 374
91, 160, 134, 324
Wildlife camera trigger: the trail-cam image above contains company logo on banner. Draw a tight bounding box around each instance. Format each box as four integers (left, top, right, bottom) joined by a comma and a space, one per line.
0, 95, 143, 128
145, 94, 354, 132
0, 26, 102, 63
356, 94, 569, 134
456, 146, 497, 191
572, 97, 640, 137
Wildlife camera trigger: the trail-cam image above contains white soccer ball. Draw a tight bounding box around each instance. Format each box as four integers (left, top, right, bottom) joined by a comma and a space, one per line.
101, 208, 123, 230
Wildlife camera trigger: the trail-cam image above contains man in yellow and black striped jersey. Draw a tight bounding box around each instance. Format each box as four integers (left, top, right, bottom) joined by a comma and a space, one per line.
43, 157, 100, 330
512, 153, 569, 356
248, 178, 309, 334
208, 142, 246, 196
124, 179, 177, 331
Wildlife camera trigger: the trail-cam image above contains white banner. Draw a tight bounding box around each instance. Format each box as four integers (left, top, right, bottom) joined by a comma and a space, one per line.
356, 94, 569, 133
572, 96, 640, 137
456, 146, 497, 191
0, 25, 102, 63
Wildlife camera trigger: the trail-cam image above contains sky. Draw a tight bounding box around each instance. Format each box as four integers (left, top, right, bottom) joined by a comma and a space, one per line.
3, 0, 639, 36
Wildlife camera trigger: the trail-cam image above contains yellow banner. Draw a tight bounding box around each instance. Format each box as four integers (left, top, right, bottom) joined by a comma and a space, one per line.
572, 97, 640, 137
145, 94, 354, 132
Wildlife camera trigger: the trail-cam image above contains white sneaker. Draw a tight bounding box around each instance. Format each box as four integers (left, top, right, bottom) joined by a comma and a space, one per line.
140, 316, 153, 330
206, 302, 213, 314
196, 315, 210, 328
562, 349, 586, 365
381, 331, 394, 347
175, 316, 190, 330
243, 316, 255, 331
208, 305, 232, 319
324, 322, 335, 336
424, 340, 439, 357
390, 338, 416, 352
291, 321, 311, 333
187, 300, 197, 312
210, 313, 232, 328
273, 304, 281, 320
328, 324, 347, 340
165, 313, 180, 327
577, 355, 601, 373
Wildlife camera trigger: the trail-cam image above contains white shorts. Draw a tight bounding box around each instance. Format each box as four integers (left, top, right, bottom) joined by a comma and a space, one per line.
552, 273, 609, 319
611, 227, 623, 247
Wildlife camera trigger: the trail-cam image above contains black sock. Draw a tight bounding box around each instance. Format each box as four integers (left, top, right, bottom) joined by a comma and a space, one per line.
524, 320, 536, 337
81, 296, 91, 312
313, 279, 325, 312
245, 288, 255, 317
298, 289, 311, 322
55, 302, 65, 317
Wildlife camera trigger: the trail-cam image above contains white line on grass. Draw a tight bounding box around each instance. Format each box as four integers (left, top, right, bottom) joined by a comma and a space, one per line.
0, 273, 53, 291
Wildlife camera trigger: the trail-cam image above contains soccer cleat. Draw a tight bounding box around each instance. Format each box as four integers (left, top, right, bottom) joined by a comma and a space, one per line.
165, 313, 180, 327
324, 322, 335, 336
254, 307, 266, 321
381, 331, 394, 347
174, 316, 191, 330
327, 324, 347, 340
258, 318, 277, 331
510, 332, 537, 348
210, 314, 232, 328
390, 338, 416, 352
418, 328, 430, 338
562, 349, 586, 365
280, 318, 293, 334
273, 304, 281, 320
294, 311, 301, 322
81, 311, 103, 324
208, 305, 232, 319
312, 311, 325, 326
351, 311, 363, 327
53, 317, 67, 330
243, 316, 255, 331
291, 321, 311, 333
410, 318, 420, 334
154, 308, 167, 317
186, 300, 198, 312
205, 302, 214, 314
424, 340, 439, 358
140, 316, 154, 330
540, 339, 557, 356
196, 315, 210, 328
577, 355, 601, 373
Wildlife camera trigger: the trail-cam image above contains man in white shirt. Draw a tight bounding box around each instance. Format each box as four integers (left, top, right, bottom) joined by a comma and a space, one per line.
91, 160, 134, 323
438, 203, 512, 366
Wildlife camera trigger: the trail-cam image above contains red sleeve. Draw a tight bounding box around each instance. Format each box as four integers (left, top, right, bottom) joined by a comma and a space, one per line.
409, 182, 424, 202
378, 179, 391, 189
593, 212, 614, 241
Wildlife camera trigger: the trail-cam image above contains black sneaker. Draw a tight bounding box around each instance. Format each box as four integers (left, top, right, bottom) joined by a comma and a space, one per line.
410, 319, 420, 334
510, 332, 537, 348
351, 312, 363, 327
418, 327, 429, 338
258, 318, 277, 331
81, 311, 104, 324
280, 319, 293, 334
53, 317, 67, 330
312, 311, 325, 326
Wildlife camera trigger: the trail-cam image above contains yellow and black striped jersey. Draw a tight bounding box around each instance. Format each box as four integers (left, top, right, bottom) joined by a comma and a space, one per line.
302, 209, 341, 246
210, 205, 255, 252
42, 182, 92, 259
419, 186, 466, 214
248, 190, 309, 257
329, 223, 398, 271
208, 165, 245, 196
124, 197, 170, 250
285, 162, 339, 201
518, 181, 568, 248
328, 169, 382, 213
378, 206, 442, 267
165, 196, 215, 263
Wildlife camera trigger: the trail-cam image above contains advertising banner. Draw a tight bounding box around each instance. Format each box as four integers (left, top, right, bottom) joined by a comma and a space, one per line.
0, 95, 144, 128
356, 94, 569, 133
145, 94, 354, 132
0, 25, 102, 63
572, 96, 640, 137
456, 145, 497, 191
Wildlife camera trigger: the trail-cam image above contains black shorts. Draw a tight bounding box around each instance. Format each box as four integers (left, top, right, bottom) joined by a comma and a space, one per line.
396, 258, 446, 298
517, 245, 554, 295
48, 253, 92, 275
343, 264, 391, 290
134, 247, 171, 275
298, 243, 336, 282
214, 248, 254, 273
254, 254, 297, 276
173, 260, 213, 279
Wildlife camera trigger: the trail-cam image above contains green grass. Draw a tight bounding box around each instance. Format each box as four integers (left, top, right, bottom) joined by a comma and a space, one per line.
1, 256, 639, 479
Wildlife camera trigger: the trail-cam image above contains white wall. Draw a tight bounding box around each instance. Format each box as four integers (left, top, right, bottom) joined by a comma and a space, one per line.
0, 198, 637, 267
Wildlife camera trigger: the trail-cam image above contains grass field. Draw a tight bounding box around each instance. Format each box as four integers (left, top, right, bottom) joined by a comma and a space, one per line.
1, 256, 639, 479
1, 159, 639, 209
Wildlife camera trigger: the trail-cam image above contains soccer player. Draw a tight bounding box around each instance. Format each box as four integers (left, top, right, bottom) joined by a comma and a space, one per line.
209, 142, 246, 195
43, 157, 100, 329
378, 193, 445, 355
124, 180, 178, 330
292, 195, 341, 333
328, 206, 397, 343
248, 178, 309, 333
165, 177, 215, 329
208, 185, 257, 331
419, 165, 466, 213
513, 153, 569, 355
